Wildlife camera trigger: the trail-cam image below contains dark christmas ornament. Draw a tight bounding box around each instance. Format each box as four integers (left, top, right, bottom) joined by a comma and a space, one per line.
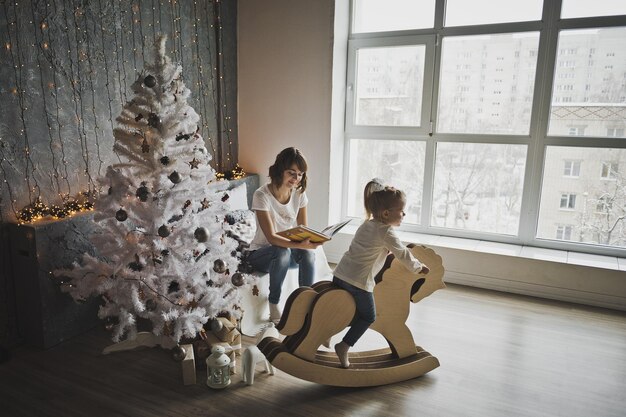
158, 225, 170, 238
168, 281, 180, 293
206, 280, 214, 287
115, 208, 128, 222
175, 133, 191, 142
194, 227, 209, 243
144, 74, 157, 88
231, 272, 245, 287
221, 193, 229, 202
147, 113, 161, 128
141, 139, 150, 153
145, 299, 157, 311
169, 171, 182, 184
168, 214, 183, 223
183, 200, 192, 210
188, 158, 200, 169
160, 156, 170, 165
128, 261, 143, 272
134, 113, 144, 122
200, 198, 210, 210
213, 259, 227, 274
171, 345, 186, 362
161, 249, 170, 257
136, 185, 149, 202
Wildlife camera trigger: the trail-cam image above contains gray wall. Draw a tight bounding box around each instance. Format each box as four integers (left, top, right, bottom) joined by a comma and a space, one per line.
0, 0, 238, 347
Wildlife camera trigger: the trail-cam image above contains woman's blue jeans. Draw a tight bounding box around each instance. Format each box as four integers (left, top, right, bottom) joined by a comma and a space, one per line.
247, 246, 316, 304
333, 276, 376, 347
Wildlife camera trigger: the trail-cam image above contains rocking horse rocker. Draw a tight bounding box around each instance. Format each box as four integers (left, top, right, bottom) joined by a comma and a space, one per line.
258, 245, 445, 387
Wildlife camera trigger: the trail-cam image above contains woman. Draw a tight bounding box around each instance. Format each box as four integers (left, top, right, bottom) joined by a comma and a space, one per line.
247, 147, 321, 324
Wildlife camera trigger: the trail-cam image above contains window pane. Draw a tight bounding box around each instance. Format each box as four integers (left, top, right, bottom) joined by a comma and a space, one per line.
431, 143, 527, 234
347, 139, 426, 224
548, 27, 626, 138
437, 33, 540, 135
538, 147, 626, 248
445, 0, 543, 27
352, 0, 436, 33
561, 0, 626, 19
355, 45, 426, 127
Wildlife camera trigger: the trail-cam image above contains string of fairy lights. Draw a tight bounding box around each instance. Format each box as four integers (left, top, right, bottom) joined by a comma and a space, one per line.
0, 0, 243, 225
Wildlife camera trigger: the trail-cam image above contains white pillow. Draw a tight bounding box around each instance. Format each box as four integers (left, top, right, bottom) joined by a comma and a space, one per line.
228, 182, 248, 211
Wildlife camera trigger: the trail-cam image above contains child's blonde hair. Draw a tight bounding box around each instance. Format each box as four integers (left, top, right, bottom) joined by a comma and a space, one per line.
363, 179, 406, 220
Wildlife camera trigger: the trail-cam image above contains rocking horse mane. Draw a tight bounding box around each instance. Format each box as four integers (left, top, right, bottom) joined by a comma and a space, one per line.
374, 243, 416, 284
373, 243, 425, 299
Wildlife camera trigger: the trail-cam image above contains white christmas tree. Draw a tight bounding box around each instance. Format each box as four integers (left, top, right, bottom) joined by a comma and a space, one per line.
61, 35, 245, 343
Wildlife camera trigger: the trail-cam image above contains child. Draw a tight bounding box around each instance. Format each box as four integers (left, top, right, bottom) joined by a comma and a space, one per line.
332, 179, 429, 368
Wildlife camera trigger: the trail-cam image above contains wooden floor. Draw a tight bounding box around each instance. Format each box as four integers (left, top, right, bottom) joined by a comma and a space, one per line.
1, 283, 625, 417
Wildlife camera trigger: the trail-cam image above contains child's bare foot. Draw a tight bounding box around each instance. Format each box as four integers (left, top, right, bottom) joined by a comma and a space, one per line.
334, 341, 350, 368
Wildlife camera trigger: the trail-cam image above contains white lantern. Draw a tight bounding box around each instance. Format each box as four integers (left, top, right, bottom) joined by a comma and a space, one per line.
206, 345, 231, 389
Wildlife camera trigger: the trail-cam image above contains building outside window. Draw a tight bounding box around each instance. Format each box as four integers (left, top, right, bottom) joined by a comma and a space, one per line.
556, 224, 573, 240
563, 160, 581, 177
345, 0, 626, 254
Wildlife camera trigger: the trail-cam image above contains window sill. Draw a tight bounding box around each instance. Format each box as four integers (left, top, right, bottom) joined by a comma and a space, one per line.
325, 224, 626, 311
334, 224, 626, 272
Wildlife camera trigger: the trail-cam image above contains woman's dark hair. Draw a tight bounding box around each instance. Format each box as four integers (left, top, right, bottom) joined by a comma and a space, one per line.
268, 147, 308, 191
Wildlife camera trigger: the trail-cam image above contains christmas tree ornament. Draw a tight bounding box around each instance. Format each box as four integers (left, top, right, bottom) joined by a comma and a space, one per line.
144, 74, 157, 88
161, 249, 170, 257
221, 193, 230, 202
200, 198, 210, 210
172, 345, 186, 362
128, 259, 144, 272
135, 113, 144, 122
168, 171, 182, 184
115, 208, 128, 222
194, 227, 209, 243
147, 113, 161, 128
160, 156, 170, 165
231, 272, 245, 287
183, 200, 192, 210
188, 158, 200, 169
206, 345, 231, 389
168, 281, 180, 293
136, 185, 149, 202
213, 259, 227, 273
145, 298, 157, 311
175, 133, 191, 141
141, 139, 150, 153
158, 225, 170, 237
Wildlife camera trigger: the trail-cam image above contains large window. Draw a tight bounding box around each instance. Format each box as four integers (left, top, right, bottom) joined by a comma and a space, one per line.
345, 0, 626, 254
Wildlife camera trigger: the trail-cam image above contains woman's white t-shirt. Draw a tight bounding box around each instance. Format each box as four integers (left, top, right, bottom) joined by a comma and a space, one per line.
249, 183, 308, 250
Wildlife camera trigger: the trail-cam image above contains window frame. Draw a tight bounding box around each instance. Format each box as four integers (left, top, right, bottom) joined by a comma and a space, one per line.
342, 0, 626, 257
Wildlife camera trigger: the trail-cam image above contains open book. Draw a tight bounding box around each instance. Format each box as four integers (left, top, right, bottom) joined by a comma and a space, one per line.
277, 219, 351, 243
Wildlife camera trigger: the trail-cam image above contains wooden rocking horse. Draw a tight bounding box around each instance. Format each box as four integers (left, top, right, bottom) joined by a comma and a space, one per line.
258, 245, 445, 387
